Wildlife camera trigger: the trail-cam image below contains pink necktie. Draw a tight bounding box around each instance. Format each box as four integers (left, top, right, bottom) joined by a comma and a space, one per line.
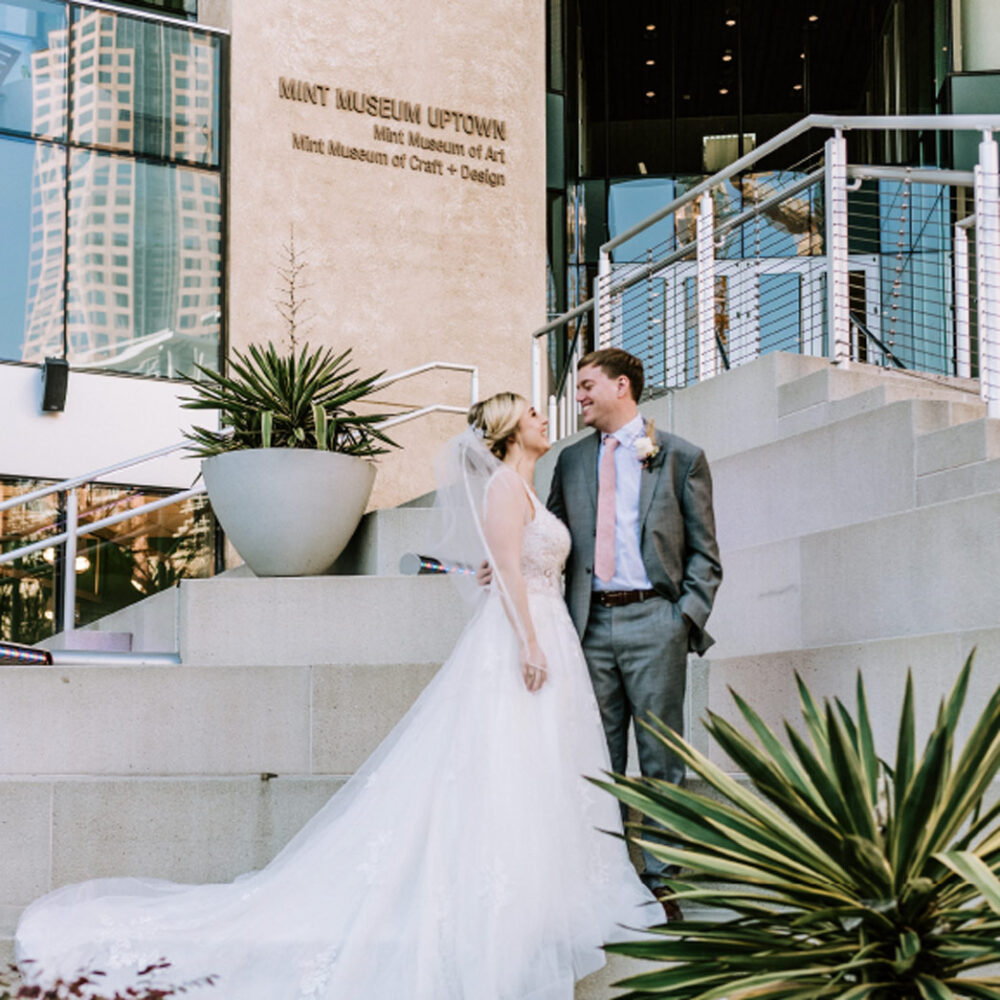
595, 435, 618, 582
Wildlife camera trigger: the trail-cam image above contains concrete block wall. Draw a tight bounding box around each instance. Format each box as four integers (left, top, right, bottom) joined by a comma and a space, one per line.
3, 353, 998, 999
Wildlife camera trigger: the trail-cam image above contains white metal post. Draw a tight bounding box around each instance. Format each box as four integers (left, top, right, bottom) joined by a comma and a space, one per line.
548, 395, 558, 441
61, 489, 78, 635
955, 220, 972, 379
597, 250, 612, 348
824, 133, 851, 363
975, 133, 1000, 417
531, 335, 542, 412
695, 191, 717, 380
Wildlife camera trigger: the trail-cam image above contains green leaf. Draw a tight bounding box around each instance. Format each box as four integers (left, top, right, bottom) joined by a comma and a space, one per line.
937, 851, 1000, 916
260, 410, 273, 448
915, 974, 958, 1000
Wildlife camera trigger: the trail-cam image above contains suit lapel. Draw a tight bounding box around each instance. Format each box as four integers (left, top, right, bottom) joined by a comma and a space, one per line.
579, 430, 600, 513
638, 428, 665, 527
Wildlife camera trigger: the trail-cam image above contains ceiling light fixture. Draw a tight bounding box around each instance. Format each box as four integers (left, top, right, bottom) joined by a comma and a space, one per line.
722, 51, 733, 62
719, 87, 729, 95
793, 83, 803, 91
725, 18, 736, 27
638, 162, 648, 175
646, 58, 655, 66
808, 13, 819, 21
646, 23, 655, 31
645, 90, 656, 98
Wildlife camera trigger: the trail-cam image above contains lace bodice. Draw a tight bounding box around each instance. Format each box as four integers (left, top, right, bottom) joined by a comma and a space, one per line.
521, 494, 570, 596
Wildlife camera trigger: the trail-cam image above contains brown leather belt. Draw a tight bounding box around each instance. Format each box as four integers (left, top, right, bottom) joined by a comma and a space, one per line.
592, 589, 660, 608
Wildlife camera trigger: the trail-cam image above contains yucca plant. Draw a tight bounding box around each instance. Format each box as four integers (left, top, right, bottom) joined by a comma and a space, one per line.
598, 653, 1000, 999
180, 342, 398, 458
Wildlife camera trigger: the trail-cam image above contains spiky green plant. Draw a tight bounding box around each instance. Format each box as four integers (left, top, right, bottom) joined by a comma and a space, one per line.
598, 654, 1000, 1000
180, 343, 398, 458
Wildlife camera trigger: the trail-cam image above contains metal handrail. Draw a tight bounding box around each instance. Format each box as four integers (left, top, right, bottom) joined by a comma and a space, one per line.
533, 113, 1000, 442
849, 312, 907, 370
0, 440, 192, 513
601, 114, 1000, 255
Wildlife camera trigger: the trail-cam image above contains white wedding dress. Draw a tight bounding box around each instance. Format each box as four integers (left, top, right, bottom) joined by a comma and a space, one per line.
16, 487, 656, 999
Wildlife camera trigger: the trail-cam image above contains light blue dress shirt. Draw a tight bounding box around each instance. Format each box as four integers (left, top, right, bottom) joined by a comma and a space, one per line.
592, 413, 653, 592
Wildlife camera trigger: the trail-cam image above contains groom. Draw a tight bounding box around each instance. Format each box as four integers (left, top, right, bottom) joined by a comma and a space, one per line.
546, 348, 722, 913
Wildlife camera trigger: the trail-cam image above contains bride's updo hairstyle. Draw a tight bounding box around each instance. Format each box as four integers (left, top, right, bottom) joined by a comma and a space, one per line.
467, 392, 527, 460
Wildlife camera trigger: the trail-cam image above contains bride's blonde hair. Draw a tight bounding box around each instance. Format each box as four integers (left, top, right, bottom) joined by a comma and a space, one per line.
467, 392, 527, 460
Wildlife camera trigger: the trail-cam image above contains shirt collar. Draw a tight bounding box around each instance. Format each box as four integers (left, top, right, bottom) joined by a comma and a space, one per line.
605, 413, 647, 447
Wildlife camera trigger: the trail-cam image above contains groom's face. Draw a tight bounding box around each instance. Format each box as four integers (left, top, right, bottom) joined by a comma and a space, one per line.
576, 364, 632, 432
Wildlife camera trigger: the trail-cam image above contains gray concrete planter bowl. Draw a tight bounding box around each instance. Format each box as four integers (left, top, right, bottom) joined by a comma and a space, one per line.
202, 449, 376, 576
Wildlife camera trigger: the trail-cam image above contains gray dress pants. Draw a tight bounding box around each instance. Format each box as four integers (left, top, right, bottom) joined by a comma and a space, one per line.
582, 594, 688, 889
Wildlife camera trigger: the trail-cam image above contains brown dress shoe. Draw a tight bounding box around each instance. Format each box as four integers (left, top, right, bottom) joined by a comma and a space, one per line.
653, 887, 683, 922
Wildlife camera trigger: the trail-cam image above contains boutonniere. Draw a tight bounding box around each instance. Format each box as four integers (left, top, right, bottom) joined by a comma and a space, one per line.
634, 420, 661, 470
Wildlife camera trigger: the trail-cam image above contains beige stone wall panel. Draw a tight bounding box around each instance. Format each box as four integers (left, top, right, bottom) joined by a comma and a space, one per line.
227, 1, 546, 506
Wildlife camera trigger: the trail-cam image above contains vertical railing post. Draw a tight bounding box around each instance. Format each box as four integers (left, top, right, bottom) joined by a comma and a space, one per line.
548, 394, 557, 442
597, 250, 612, 348
824, 131, 851, 363
61, 489, 78, 635
695, 191, 716, 381
975, 131, 1000, 417
955, 219, 972, 379
531, 334, 542, 412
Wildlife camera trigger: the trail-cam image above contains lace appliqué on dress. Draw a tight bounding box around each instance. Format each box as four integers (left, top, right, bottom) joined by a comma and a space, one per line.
521, 498, 570, 597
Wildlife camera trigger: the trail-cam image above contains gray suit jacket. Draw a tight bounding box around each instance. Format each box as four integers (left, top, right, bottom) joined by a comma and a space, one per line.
546, 425, 722, 654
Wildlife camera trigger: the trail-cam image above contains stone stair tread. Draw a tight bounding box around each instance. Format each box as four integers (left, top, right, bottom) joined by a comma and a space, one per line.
916, 416, 1000, 475
777, 364, 979, 419
917, 456, 1000, 506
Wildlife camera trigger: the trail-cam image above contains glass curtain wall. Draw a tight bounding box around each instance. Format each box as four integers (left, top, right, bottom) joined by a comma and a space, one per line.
0, 0, 225, 379
549, 0, 941, 366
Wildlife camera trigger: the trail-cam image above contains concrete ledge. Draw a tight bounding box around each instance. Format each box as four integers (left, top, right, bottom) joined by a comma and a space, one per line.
917, 457, 1000, 506
695, 628, 999, 769
917, 417, 1000, 475
801, 492, 1000, 646
178, 575, 468, 666
0, 775, 343, 907
0, 665, 313, 775
331, 507, 446, 576
312, 661, 442, 773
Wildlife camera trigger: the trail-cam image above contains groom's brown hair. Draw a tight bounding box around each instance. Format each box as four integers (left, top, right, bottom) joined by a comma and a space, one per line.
577, 348, 644, 402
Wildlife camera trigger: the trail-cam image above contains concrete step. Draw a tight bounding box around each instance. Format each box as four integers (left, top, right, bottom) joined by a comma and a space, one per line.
917, 456, 1000, 506
710, 492, 1000, 658
694, 628, 999, 767
777, 364, 979, 421
178, 575, 468, 666
917, 416, 1000, 475
778, 382, 984, 439
68, 575, 469, 664
712, 397, 976, 552
0, 660, 440, 776
332, 505, 445, 576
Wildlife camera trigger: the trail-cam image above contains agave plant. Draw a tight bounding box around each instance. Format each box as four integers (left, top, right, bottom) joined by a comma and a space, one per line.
598, 653, 1000, 999
180, 343, 398, 458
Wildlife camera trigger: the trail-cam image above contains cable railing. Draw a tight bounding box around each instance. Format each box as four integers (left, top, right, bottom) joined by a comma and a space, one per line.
534, 114, 1000, 440
0, 362, 479, 641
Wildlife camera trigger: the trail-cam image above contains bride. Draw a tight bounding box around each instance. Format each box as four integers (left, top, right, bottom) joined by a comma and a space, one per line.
16, 392, 656, 999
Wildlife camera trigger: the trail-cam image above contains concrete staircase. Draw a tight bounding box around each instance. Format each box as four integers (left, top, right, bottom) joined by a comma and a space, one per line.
2, 352, 997, 997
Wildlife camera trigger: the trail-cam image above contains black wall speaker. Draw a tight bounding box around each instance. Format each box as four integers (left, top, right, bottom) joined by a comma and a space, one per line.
41, 357, 69, 412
